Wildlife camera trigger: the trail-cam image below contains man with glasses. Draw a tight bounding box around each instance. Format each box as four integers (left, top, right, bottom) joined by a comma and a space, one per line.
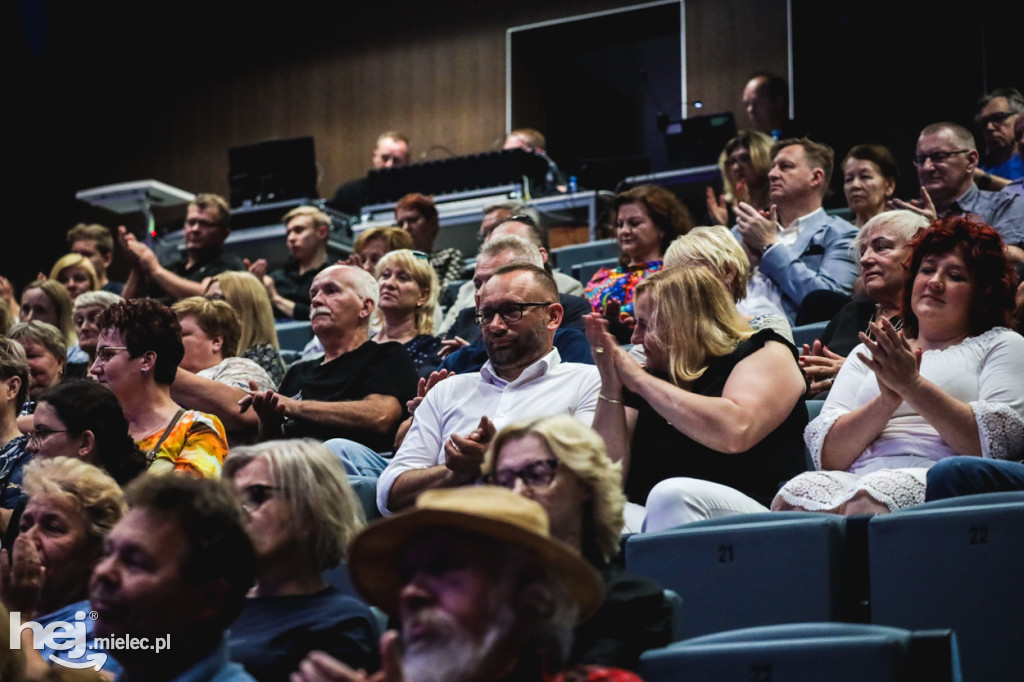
119, 193, 246, 301
894, 122, 1024, 262
376, 263, 600, 515
974, 88, 1023, 186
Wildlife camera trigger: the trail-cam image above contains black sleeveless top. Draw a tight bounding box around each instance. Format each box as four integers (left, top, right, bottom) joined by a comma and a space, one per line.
624, 329, 808, 506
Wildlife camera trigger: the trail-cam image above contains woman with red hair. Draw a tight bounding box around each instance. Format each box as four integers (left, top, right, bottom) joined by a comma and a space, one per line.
775, 216, 1024, 514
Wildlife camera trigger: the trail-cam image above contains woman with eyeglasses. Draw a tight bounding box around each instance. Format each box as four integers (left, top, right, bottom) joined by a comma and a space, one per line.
90, 298, 229, 479
705, 130, 774, 226
223, 439, 378, 680
585, 185, 694, 342
373, 249, 442, 377
482, 415, 672, 672
585, 266, 807, 530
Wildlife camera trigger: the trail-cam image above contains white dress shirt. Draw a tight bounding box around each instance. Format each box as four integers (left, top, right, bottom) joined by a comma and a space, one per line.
376, 348, 600, 514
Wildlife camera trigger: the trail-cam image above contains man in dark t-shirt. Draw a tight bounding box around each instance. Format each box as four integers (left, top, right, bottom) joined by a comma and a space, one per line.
244, 265, 416, 453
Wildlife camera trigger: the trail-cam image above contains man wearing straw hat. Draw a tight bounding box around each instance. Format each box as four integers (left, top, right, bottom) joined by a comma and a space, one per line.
291, 486, 640, 682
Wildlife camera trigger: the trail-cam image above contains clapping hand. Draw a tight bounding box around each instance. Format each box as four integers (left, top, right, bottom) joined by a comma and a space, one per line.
856, 317, 922, 404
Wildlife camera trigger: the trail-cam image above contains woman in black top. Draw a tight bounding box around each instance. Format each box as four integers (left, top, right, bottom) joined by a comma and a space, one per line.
585, 267, 807, 527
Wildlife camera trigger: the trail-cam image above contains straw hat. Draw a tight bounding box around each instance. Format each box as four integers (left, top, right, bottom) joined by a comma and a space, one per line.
348, 486, 604, 622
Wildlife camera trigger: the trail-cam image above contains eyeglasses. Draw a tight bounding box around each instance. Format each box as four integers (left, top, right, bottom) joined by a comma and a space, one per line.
485, 459, 560, 489
411, 250, 430, 260
27, 428, 70, 444
474, 302, 552, 327
94, 346, 129, 364
914, 150, 969, 167
238, 484, 281, 513
974, 111, 1014, 128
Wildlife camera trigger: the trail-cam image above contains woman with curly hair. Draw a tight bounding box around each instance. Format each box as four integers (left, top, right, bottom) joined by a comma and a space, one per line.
90, 298, 228, 478
775, 216, 1024, 515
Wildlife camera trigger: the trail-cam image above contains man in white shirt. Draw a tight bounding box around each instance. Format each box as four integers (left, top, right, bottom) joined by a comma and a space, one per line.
734, 137, 859, 322
377, 264, 600, 515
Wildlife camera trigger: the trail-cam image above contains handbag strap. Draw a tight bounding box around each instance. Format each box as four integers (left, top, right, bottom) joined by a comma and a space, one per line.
145, 409, 187, 465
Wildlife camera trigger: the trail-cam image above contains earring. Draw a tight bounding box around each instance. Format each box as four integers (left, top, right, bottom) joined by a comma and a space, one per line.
141, 367, 148, 374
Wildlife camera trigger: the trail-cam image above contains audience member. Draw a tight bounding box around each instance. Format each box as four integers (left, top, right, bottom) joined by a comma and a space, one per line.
330, 131, 411, 216
169, 296, 273, 441
438, 255, 592, 375
223, 439, 378, 680
663, 225, 791, 339
48, 253, 98, 301
91, 298, 229, 478
90, 474, 257, 681
842, 144, 898, 227
120, 193, 246, 301
585, 185, 693, 341
26, 380, 147, 485
478, 200, 539, 242
706, 130, 774, 225
373, 249, 442, 377
439, 207, 581, 336
294, 486, 641, 682
394, 193, 464, 294
8, 322, 68, 421
2, 457, 125, 674
1001, 115, 1024, 199
71, 290, 122, 368
247, 205, 332, 321
974, 87, 1023, 185
483, 415, 672, 670
741, 72, 799, 140
734, 137, 859, 323
18, 279, 84, 366
774, 217, 1024, 514
67, 222, 124, 295
377, 264, 600, 515
345, 225, 415, 275
206, 271, 287, 385
585, 267, 806, 530
892, 122, 1024, 261
443, 234, 590, 363
503, 127, 567, 194
800, 210, 929, 396
0, 338, 29, 515
242, 265, 417, 456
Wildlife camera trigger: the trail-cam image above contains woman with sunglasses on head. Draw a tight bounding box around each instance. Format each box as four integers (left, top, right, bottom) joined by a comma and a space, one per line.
482, 415, 672, 672
224, 439, 378, 680
90, 298, 229, 479
373, 249, 442, 378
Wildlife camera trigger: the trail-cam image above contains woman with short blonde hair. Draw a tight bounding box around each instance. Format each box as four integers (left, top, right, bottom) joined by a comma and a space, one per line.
223, 439, 377, 679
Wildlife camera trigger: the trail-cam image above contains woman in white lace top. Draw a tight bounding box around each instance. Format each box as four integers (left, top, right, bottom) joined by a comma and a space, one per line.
775, 216, 1024, 514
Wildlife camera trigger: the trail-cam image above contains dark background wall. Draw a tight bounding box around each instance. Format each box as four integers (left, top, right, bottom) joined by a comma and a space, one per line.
3, 0, 1016, 291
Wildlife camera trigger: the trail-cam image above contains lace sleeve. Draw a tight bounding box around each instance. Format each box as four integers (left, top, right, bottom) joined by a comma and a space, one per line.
972, 400, 1024, 460
804, 410, 843, 470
